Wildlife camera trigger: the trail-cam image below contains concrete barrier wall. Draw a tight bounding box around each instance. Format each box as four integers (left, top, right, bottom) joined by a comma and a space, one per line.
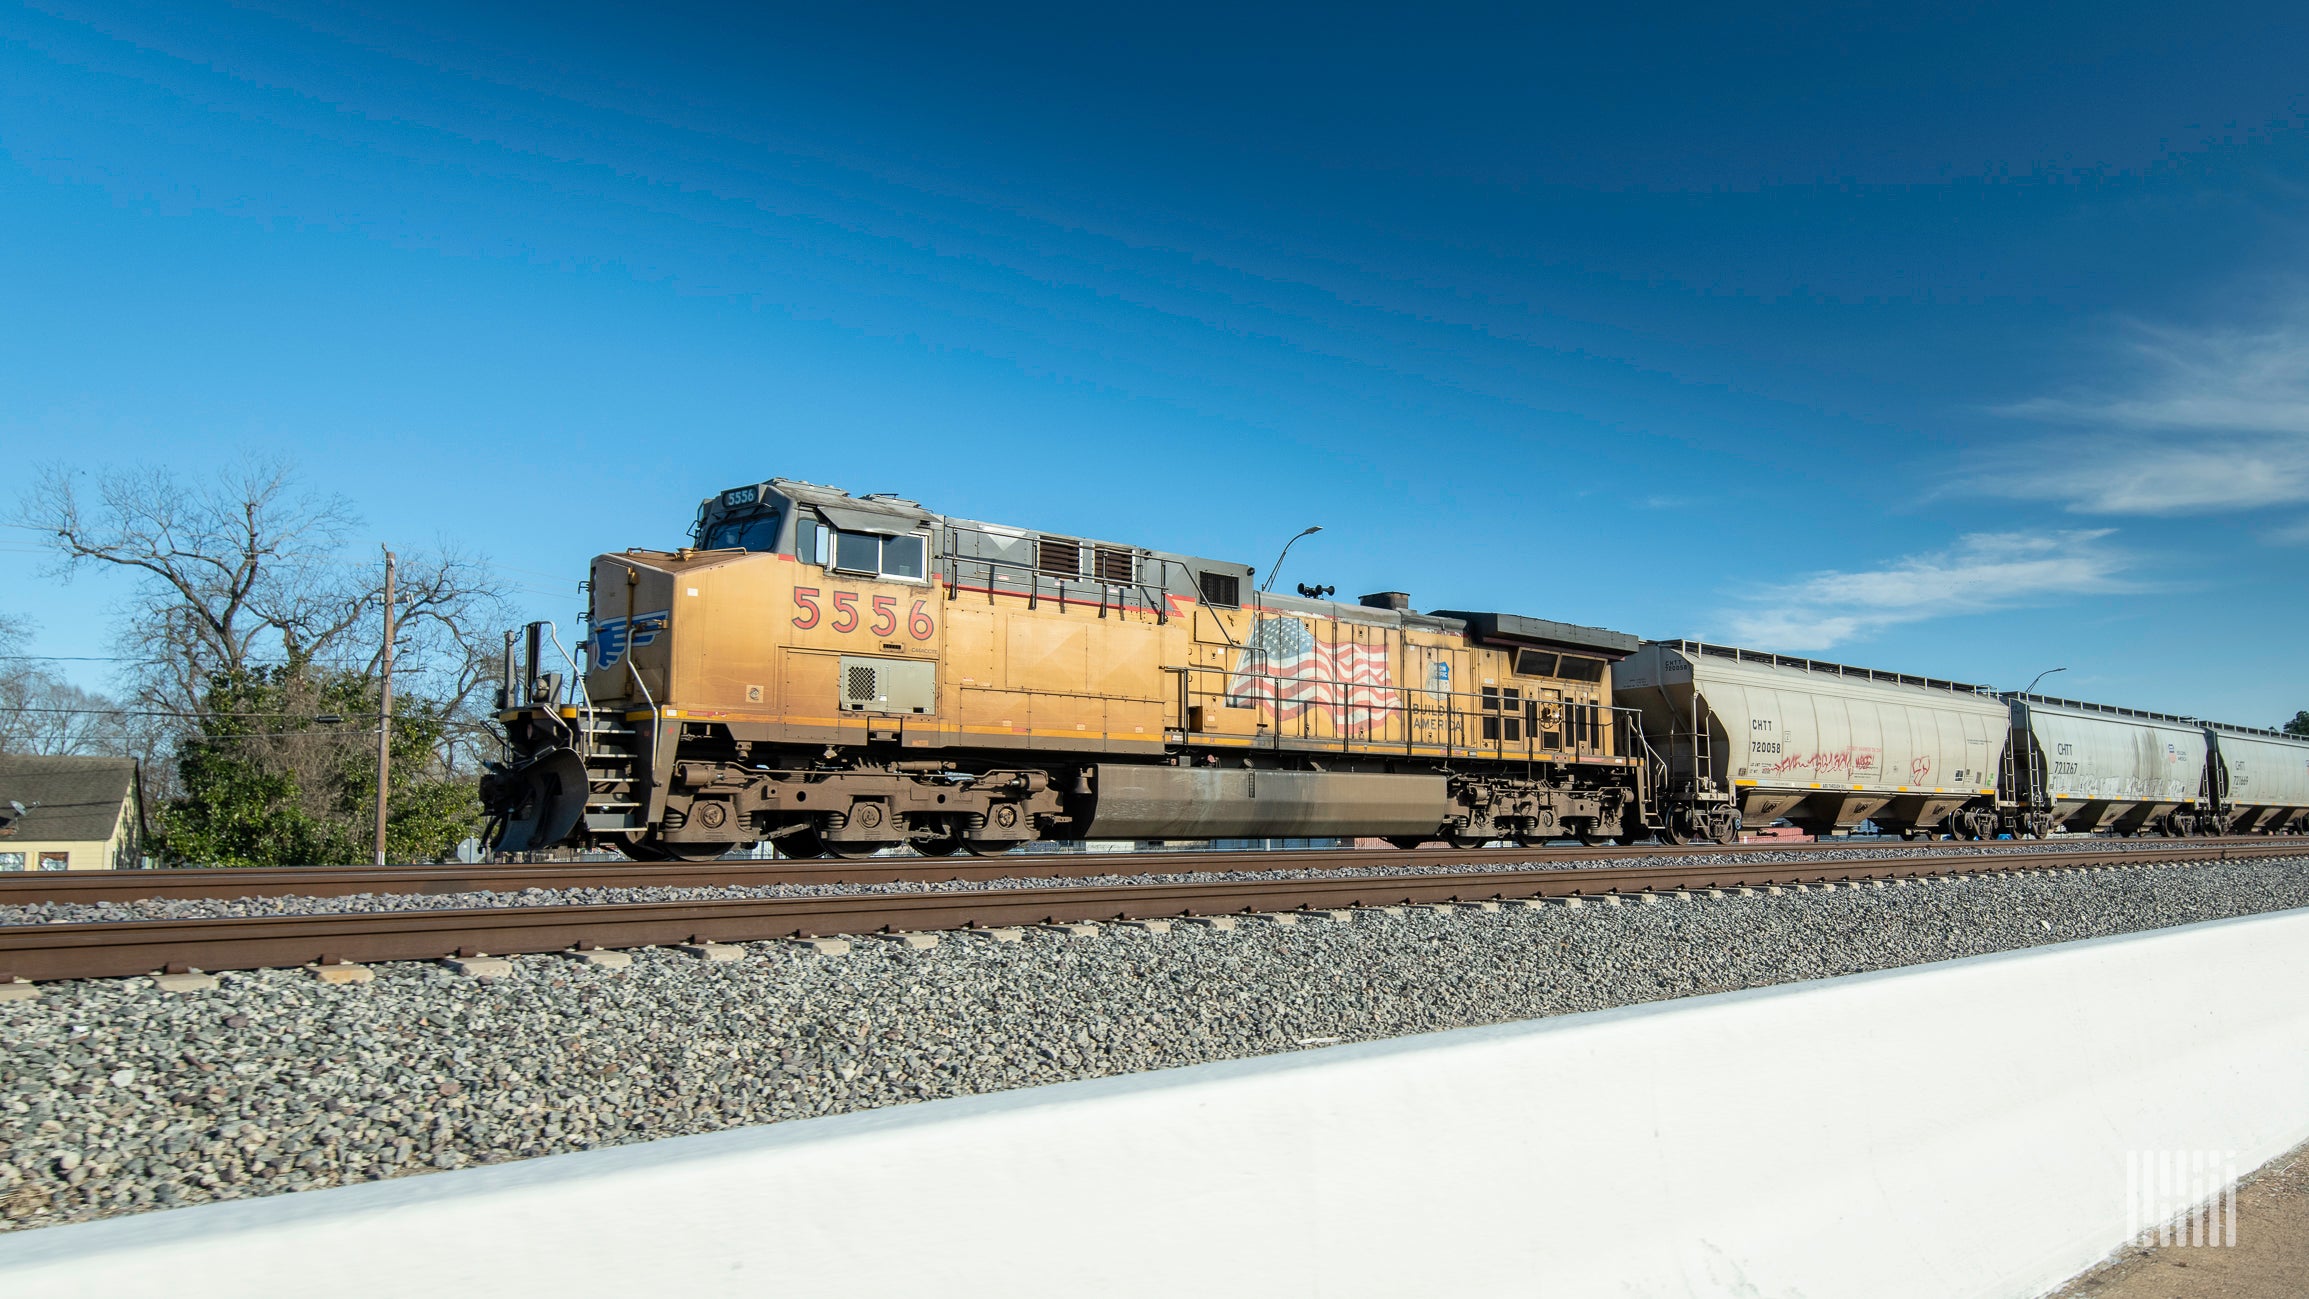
10, 908, 2309, 1298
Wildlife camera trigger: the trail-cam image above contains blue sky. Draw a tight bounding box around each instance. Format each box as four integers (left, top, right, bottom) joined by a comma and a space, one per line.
4, 0, 2306, 725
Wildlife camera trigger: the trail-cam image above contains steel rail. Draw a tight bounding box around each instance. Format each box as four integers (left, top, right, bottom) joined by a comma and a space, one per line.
0, 836, 2286, 906
3, 841, 2299, 983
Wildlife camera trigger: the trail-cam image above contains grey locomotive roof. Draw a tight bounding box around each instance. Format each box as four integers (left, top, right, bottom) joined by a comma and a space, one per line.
711, 478, 1627, 640
1435, 611, 1640, 658
0, 755, 138, 843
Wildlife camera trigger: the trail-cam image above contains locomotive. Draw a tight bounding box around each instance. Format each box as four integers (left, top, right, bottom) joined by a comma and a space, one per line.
483, 478, 1657, 858
482, 477, 2309, 858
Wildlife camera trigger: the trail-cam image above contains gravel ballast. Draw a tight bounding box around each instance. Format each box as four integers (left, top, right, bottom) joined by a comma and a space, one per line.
4, 855, 2308, 1233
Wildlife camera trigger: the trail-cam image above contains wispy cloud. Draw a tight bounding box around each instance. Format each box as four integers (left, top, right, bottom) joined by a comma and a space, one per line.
1986, 321, 2309, 515
1718, 530, 2134, 651
2261, 516, 2309, 546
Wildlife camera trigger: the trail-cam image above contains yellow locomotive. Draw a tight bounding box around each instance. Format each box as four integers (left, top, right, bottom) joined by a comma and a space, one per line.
484, 478, 1656, 858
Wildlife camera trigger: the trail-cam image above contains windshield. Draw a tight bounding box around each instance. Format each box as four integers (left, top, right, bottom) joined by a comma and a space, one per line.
704, 509, 783, 552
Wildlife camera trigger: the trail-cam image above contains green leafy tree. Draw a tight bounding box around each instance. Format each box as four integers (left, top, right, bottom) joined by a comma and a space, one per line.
154, 666, 482, 866
2287, 711, 2309, 738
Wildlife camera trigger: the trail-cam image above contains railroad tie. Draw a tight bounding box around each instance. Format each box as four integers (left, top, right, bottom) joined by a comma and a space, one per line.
442, 952, 513, 978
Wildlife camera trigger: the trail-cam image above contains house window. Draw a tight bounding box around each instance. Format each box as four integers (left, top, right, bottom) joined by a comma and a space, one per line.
0, 853, 21, 871
38, 851, 67, 871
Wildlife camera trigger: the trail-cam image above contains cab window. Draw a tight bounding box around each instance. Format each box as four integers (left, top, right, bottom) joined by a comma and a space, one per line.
882, 534, 925, 579
809, 521, 930, 581
834, 530, 881, 574
704, 509, 783, 552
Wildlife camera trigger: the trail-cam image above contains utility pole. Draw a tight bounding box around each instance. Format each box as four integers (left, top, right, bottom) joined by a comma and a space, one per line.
374, 547, 396, 867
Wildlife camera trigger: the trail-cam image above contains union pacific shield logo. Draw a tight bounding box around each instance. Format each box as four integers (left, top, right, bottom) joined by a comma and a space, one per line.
593, 611, 669, 670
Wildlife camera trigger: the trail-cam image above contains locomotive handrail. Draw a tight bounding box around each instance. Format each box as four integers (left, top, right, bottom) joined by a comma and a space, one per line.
937, 520, 1181, 621
1164, 657, 1639, 766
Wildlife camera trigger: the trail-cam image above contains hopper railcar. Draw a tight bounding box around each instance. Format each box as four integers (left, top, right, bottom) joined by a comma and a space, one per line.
1615, 641, 2015, 842
2003, 694, 2220, 837
483, 478, 1658, 860
1625, 641, 2307, 841
2204, 723, 2309, 835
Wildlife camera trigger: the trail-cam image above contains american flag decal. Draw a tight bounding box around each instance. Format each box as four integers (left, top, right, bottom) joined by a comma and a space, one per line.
1227, 616, 1400, 733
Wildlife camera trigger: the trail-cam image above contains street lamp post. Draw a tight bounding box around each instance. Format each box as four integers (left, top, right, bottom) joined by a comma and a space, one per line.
1260, 526, 1322, 593
2021, 667, 2067, 697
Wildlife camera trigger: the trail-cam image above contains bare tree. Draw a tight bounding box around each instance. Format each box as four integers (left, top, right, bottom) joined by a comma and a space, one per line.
20, 459, 358, 712
13, 458, 514, 861
17, 458, 507, 722
0, 613, 139, 757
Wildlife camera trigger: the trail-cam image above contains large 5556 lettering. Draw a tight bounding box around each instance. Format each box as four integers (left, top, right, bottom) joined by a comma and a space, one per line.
792, 586, 937, 641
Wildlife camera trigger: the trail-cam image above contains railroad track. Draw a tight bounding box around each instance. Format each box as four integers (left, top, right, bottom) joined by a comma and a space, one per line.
0, 835, 2284, 905
3, 840, 2299, 984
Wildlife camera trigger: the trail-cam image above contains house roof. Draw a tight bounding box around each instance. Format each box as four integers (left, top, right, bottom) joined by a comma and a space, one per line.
0, 755, 139, 844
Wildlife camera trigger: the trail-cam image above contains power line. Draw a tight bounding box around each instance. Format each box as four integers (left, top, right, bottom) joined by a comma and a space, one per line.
0, 706, 385, 720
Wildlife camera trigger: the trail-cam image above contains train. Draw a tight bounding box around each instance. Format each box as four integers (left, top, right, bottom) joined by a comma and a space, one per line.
479, 477, 2309, 858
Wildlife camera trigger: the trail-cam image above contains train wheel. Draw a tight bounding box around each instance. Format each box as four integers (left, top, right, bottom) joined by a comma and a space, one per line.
1447, 834, 1494, 850
774, 828, 826, 859
961, 839, 1018, 856
612, 835, 670, 862
1510, 834, 1550, 848
1384, 836, 1428, 850
914, 835, 961, 857
825, 840, 899, 859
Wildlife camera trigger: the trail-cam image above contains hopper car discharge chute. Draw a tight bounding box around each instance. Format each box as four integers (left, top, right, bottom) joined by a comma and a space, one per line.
480, 477, 1655, 860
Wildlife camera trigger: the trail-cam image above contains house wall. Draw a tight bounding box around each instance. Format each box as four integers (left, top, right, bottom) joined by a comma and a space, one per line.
0, 811, 132, 870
